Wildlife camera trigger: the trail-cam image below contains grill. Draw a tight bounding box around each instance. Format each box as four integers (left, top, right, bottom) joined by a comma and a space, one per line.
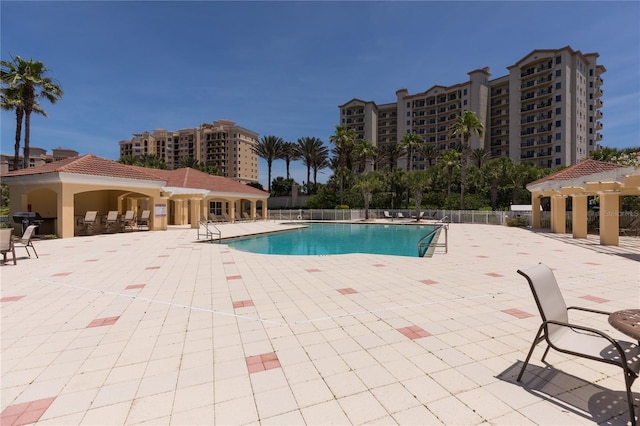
13, 212, 43, 235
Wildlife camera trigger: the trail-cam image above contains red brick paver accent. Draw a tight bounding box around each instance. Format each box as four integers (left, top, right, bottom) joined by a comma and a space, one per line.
226, 275, 242, 280
0, 396, 56, 426
372, 263, 386, 267
419, 279, 438, 285
145, 266, 160, 270
125, 284, 145, 290
87, 316, 120, 328
337, 288, 358, 295
1, 296, 26, 302
485, 272, 504, 277
51, 272, 71, 277
84, 259, 98, 262
246, 352, 281, 374
232, 299, 255, 309
306, 268, 321, 273
397, 325, 431, 340
580, 295, 609, 303
502, 308, 534, 319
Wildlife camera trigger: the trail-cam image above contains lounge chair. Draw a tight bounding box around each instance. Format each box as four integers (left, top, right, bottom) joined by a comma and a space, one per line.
208, 213, 220, 223
0, 228, 16, 265
221, 212, 232, 223
13, 224, 38, 259
396, 212, 405, 219
137, 210, 151, 230
621, 215, 640, 236
234, 211, 245, 222
103, 210, 120, 233
517, 263, 639, 425
242, 212, 253, 222
78, 211, 98, 235
383, 211, 393, 220
122, 210, 136, 231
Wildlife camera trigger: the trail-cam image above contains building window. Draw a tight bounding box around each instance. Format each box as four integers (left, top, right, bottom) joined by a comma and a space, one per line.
463, 89, 467, 96
463, 100, 467, 106
555, 120, 561, 127
209, 201, 222, 216
555, 55, 561, 64
555, 107, 561, 114
406, 102, 410, 107
555, 145, 561, 152
555, 82, 561, 90
555, 70, 561, 77
555, 133, 561, 140
555, 95, 562, 102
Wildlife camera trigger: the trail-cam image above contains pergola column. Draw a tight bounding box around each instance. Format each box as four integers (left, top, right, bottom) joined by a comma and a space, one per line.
550, 195, 566, 234
571, 194, 588, 239
190, 198, 201, 229
250, 201, 256, 220
531, 194, 541, 228
599, 191, 620, 245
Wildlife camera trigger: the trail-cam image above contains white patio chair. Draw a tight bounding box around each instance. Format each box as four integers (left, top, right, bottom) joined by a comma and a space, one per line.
13, 224, 39, 259
0, 228, 16, 265
78, 211, 98, 235
517, 263, 639, 425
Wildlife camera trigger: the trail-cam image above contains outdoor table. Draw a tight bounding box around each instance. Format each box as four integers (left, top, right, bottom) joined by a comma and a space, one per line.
608, 309, 640, 341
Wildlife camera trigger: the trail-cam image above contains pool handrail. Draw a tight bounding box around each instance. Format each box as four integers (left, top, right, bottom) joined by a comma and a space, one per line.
418, 223, 448, 257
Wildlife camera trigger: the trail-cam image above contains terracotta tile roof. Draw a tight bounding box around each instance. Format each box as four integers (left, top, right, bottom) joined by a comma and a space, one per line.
1, 154, 162, 181
528, 159, 628, 186
1, 154, 268, 196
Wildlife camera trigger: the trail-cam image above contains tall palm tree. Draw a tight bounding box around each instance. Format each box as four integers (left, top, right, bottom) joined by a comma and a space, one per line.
1, 56, 63, 168
481, 157, 511, 209
440, 149, 460, 197
311, 151, 330, 194
329, 125, 356, 204
252, 135, 284, 193
449, 110, 484, 210
352, 138, 377, 173
352, 171, 384, 220
1, 86, 46, 170
416, 143, 439, 167
400, 132, 424, 172
297, 137, 327, 194
406, 170, 433, 221
470, 148, 491, 169
280, 141, 299, 180
378, 142, 404, 170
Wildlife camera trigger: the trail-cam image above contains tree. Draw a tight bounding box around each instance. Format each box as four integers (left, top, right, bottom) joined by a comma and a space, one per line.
378, 142, 404, 170
352, 171, 385, 220
179, 156, 199, 169
296, 137, 327, 194
406, 170, 433, 221
470, 148, 490, 169
329, 125, 356, 204
352, 138, 377, 173
1, 56, 63, 168
142, 154, 167, 169
449, 110, 484, 210
440, 149, 460, 197
400, 132, 424, 172
252, 135, 284, 194
481, 157, 511, 209
311, 153, 330, 195
1, 86, 45, 169
280, 141, 299, 180
416, 143, 439, 168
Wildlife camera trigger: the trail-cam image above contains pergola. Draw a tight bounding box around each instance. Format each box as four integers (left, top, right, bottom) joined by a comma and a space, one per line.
1, 155, 269, 238
526, 159, 640, 246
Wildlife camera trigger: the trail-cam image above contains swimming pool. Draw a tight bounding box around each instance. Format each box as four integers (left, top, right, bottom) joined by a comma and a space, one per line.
226, 222, 438, 257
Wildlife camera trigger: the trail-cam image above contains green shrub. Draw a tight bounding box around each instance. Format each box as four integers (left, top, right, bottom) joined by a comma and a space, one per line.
334, 205, 349, 210
506, 217, 528, 227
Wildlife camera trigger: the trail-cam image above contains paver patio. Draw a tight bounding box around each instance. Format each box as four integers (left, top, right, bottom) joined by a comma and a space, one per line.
1, 222, 638, 425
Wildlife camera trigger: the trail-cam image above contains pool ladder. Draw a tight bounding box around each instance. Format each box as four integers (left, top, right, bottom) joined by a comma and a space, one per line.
198, 218, 222, 243
418, 222, 448, 257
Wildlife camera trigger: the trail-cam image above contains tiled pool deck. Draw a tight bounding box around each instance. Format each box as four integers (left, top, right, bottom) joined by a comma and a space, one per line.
1, 222, 638, 425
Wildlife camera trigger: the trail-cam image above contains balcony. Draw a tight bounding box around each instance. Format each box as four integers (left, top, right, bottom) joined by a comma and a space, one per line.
596, 76, 604, 86
537, 125, 552, 133
536, 100, 553, 109
596, 99, 603, 108
536, 137, 552, 145
596, 88, 603, 98
596, 133, 603, 141
596, 111, 603, 119
595, 121, 603, 130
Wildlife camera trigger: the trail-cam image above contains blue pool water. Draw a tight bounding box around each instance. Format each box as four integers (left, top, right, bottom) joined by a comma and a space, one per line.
226, 222, 438, 257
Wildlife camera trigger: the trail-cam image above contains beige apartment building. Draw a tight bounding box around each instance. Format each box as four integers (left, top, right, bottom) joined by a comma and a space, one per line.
119, 119, 260, 183
339, 46, 605, 170
0, 147, 79, 174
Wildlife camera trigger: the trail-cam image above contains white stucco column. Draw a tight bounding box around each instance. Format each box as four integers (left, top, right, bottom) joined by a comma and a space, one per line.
190, 198, 201, 229
531, 194, 541, 228
599, 192, 620, 246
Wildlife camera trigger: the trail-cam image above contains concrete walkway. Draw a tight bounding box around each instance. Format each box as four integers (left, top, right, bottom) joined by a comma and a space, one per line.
1, 222, 638, 425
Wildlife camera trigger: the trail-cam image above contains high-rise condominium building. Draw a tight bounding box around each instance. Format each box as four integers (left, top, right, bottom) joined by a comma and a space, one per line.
339, 46, 605, 170
119, 119, 260, 183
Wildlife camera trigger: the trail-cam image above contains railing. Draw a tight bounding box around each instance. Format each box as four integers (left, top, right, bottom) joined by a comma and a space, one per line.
418, 222, 448, 257
197, 219, 221, 243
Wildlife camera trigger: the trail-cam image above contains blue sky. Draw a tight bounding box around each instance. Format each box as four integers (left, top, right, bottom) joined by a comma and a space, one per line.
1, 1, 638, 186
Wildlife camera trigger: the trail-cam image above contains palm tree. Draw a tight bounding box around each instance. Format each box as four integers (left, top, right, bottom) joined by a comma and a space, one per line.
1, 86, 45, 170
416, 143, 439, 168
481, 157, 511, 210
352, 171, 384, 220
406, 170, 433, 221
178, 156, 199, 169
329, 125, 356, 204
449, 110, 484, 210
400, 132, 423, 172
440, 149, 460, 197
252, 135, 284, 193
297, 137, 327, 194
1, 56, 63, 168
470, 148, 491, 169
311, 151, 330, 194
378, 142, 405, 170
280, 141, 299, 180
352, 138, 377, 173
